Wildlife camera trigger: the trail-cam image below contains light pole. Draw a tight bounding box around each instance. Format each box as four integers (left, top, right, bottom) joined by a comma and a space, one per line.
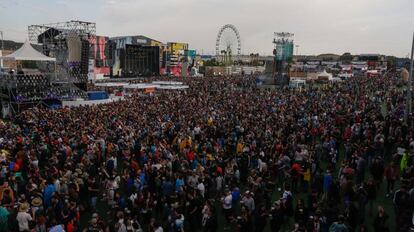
0, 31, 3, 68
407, 31, 414, 124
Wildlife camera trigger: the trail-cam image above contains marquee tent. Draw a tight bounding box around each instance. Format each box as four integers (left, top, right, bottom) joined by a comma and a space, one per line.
0, 40, 55, 61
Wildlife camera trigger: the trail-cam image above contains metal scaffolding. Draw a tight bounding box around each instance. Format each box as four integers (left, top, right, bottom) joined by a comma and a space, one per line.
28, 21, 96, 85
272, 32, 294, 85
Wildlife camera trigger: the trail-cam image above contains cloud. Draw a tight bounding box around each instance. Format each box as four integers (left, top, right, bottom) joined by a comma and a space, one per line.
1, 0, 413, 56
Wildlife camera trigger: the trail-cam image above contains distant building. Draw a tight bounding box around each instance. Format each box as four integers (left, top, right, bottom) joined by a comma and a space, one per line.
357, 54, 387, 70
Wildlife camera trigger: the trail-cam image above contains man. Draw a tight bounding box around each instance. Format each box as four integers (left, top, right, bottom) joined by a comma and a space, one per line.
88, 177, 100, 210
241, 191, 255, 212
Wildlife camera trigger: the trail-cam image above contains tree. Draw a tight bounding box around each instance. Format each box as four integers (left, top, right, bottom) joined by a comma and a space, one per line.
340, 52, 353, 63
386, 56, 396, 70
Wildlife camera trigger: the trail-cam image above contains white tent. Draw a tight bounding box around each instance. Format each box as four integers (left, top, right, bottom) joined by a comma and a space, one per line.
317, 70, 333, 80
0, 40, 55, 61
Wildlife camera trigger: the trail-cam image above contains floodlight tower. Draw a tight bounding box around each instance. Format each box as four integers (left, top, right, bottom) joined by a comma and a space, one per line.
272, 32, 294, 85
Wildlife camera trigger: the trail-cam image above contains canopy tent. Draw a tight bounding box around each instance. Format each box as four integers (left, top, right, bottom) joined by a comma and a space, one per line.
317, 70, 333, 80
0, 40, 55, 61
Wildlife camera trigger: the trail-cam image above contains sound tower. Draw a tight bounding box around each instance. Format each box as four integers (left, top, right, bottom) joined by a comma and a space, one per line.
80, 40, 90, 74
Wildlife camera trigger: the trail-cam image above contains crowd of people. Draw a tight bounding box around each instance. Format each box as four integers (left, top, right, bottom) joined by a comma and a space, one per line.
0, 74, 413, 232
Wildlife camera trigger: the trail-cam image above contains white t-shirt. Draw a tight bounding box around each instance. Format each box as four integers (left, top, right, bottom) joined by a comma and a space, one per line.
223, 195, 232, 209
16, 211, 32, 231
154, 227, 164, 232
197, 183, 205, 198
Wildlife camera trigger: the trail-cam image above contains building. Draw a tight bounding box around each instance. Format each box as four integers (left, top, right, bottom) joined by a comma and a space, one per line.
357, 54, 387, 70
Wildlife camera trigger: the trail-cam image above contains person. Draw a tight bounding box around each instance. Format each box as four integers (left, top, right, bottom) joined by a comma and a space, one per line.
328, 215, 348, 232
222, 190, 233, 227
0, 206, 9, 232
384, 162, 398, 197
270, 201, 284, 232
0, 74, 412, 232
154, 223, 164, 232
174, 213, 185, 232
82, 217, 103, 232
373, 205, 389, 232
241, 191, 255, 213
16, 203, 33, 232
254, 205, 267, 232
203, 205, 217, 232
88, 177, 100, 210
187, 191, 201, 232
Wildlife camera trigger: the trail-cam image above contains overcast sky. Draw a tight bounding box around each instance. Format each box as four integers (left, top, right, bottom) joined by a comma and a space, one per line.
1, 0, 413, 57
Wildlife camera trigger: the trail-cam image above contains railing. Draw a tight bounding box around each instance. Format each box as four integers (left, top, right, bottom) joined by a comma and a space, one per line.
0, 73, 87, 102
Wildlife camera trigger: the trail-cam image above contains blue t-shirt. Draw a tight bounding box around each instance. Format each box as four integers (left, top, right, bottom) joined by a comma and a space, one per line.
231, 190, 240, 203
162, 181, 173, 196
44, 184, 56, 207
323, 174, 332, 193
175, 178, 184, 192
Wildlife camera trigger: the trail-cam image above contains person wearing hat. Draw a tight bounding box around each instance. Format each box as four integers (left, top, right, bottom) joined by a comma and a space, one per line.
16, 203, 33, 232
31, 197, 42, 207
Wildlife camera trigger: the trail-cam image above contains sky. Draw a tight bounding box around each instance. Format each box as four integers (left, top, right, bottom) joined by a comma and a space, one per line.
0, 0, 413, 57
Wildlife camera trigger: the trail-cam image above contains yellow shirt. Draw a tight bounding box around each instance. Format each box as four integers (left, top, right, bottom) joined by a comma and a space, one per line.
236, 143, 244, 154
303, 169, 311, 182
207, 117, 213, 126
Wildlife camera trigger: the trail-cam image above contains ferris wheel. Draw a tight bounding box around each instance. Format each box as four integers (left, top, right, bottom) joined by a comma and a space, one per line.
215, 24, 241, 56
